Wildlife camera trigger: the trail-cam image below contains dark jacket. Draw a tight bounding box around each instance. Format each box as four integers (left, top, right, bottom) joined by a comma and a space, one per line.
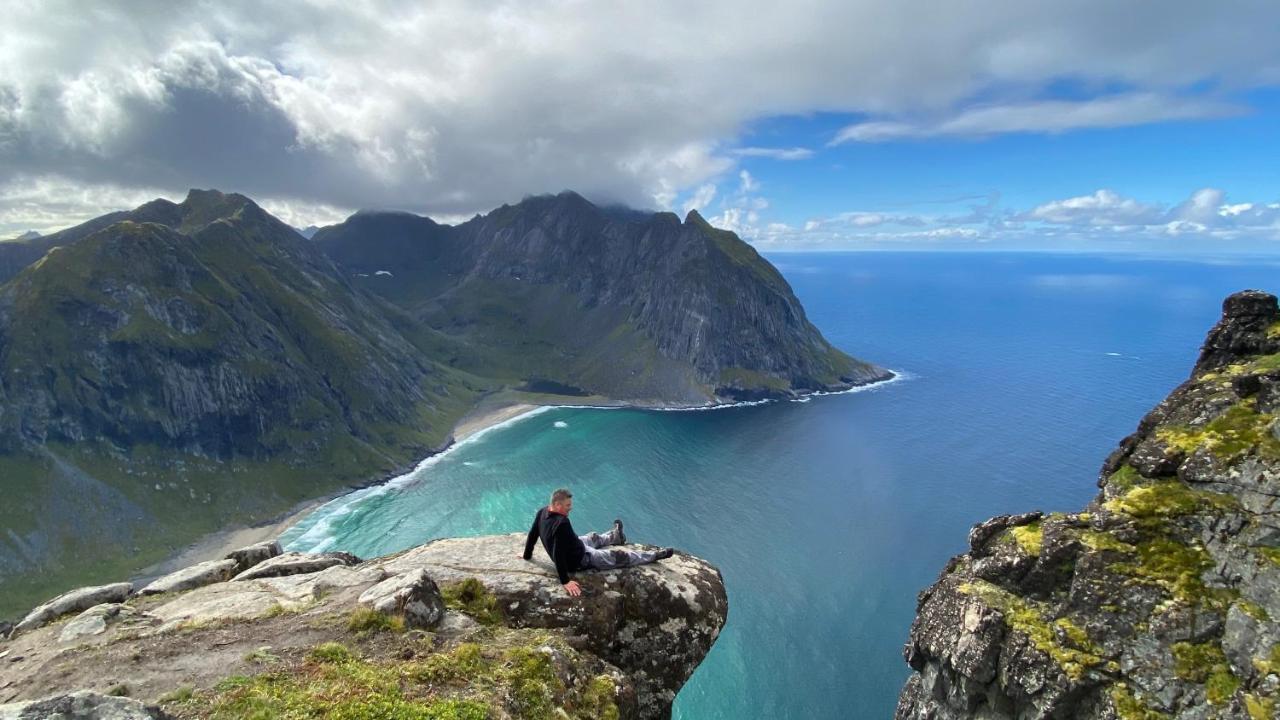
523, 506, 585, 584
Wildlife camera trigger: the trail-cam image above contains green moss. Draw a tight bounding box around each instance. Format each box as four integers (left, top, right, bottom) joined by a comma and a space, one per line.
1110, 683, 1171, 720
1107, 465, 1143, 493
1205, 667, 1241, 705
1239, 600, 1271, 622
1109, 537, 1236, 611
1172, 641, 1228, 683
959, 581, 1111, 680
1008, 521, 1045, 557
1251, 643, 1280, 676
578, 676, 621, 720
1079, 529, 1137, 554
1157, 398, 1280, 460
441, 578, 502, 626
1103, 480, 1236, 525
348, 607, 407, 634
1257, 546, 1280, 566
106, 684, 130, 697
503, 646, 563, 720
1246, 693, 1277, 720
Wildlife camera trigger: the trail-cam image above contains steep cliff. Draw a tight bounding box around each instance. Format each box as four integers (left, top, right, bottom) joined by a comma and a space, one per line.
314, 191, 888, 403
897, 290, 1280, 720
0, 535, 727, 720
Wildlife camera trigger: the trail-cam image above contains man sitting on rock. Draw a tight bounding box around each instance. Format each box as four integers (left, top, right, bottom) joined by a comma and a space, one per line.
522, 487, 674, 596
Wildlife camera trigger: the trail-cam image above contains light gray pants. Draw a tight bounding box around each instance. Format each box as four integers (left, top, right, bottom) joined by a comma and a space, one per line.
579, 526, 660, 570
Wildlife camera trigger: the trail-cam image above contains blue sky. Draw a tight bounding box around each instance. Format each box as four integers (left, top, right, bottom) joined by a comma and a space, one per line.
2, 1, 1279, 252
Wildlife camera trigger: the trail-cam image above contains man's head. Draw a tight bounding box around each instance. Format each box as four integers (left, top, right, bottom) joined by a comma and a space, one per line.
550, 487, 573, 514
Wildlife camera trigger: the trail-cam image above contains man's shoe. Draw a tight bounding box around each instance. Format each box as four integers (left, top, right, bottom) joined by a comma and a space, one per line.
655, 547, 675, 560
612, 518, 626, 545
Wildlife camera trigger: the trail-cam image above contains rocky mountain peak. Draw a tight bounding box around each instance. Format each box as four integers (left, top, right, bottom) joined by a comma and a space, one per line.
1195, 290, 1280, 375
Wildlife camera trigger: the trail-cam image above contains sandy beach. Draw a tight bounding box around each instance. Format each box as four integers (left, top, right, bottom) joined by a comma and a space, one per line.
136, 401, 545, 582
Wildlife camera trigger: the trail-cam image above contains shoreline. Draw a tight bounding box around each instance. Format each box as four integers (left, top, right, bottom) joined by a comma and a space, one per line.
139, 370, 901, 579
135, 400, 550, 582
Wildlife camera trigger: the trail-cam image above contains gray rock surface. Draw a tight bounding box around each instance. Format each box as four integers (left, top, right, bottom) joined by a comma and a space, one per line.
223, 540, 281, 575
14, 583, 132, 635
376, 533, 728, 719
897, 290, 1280, 720
0, 535, 725, 720
231, 551, 360, 581
356, 568, 444, 629
0, 691, 169, 719
57, 604, 137, 644
137, 559, 236, 596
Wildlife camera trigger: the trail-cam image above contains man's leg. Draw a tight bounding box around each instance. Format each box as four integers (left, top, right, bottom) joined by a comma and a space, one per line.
579, 519, 625, 549
581, 546, 665, 570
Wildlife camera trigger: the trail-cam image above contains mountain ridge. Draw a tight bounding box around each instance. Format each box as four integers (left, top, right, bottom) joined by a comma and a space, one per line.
0, 188, 888, 619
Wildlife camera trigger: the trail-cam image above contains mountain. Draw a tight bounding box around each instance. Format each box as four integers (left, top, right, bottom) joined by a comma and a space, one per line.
294, 224, 322, 239
897, 290, 1280, 719
0, 188, 885, 619
314, 191, 886, 403
10, 231, 40, 241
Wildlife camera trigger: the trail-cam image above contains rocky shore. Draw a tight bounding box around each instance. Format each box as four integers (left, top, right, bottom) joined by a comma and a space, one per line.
896, 290, 1280, 720
0, 533, 727, 719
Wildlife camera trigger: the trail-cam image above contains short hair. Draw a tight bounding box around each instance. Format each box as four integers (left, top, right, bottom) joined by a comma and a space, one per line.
550, 488, 573, 506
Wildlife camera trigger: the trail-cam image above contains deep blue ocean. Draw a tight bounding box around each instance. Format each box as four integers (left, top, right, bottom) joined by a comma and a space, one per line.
282, 252, 1279, 719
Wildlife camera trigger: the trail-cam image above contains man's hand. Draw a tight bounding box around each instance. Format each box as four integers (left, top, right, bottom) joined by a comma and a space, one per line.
563, 580, 582, 597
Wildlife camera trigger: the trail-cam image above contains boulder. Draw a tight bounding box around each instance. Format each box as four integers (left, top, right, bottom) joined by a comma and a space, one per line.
0, 620, 12, 640
57, 604, 139, 643
0, 691, 170, 719
224, 540, 282, 574
137, 559, 237, 596
231, 551, 360, 581
356, 569, 444, 628
376, 533, 727, 719
13, 583, 133, 635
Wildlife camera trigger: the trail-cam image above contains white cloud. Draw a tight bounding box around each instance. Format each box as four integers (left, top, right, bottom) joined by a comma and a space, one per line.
684, 183, 718, 215
830, 93, 1243, 144
731, 147, 814, 160
2, 1, 1279, 230
1024, 189, 1163, 226
739, 170, 760, 193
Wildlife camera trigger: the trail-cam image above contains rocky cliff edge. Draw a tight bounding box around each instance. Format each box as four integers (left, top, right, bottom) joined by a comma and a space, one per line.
0, 534, 727, 720
897, 290, 1280, 720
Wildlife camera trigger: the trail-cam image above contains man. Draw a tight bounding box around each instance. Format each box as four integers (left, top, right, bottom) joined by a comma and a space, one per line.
522, 487, 674, 596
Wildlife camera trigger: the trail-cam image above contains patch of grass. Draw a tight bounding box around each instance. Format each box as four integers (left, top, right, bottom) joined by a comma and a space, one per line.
1109, 537, 1235, 611
106, 683, 130, 697
1256, 546, 1280, 566
1171, 639, 1241, 706
348, 607, 407, 634
158, 686, 195, 704
959, 580, 1113, 680
1079, 529, 1137, 554
194, 632, 617, 720
441, 578, 502, 626
1238, 599, 1271, 622
308, 641, 354, 664
716, 367, 790, 392
1157, 398, 1280, 460
1205, 667, 1241, 705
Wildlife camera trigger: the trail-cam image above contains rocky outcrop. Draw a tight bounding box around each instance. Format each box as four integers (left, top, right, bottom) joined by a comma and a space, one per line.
897, 290, 1280, 720
0, 691, 170, 719
230, 551, 361, 581
0, 534, 727, 720
137, 560, 237, 596
13, 583, 132, 635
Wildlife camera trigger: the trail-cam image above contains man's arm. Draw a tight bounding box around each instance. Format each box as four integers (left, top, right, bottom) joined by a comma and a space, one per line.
522, 511, 539, 560
549, 521, 576, 585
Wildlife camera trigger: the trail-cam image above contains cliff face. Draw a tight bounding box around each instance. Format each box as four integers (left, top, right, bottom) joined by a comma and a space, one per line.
0, 534, 728, 720
896, 291, 1280, 720
315, 192, 888, 403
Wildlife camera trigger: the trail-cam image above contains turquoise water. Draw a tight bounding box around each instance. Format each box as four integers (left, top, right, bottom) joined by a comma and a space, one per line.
282, 252, 1279, 719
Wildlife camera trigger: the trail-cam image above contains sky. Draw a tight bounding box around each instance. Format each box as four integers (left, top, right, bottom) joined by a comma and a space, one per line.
1, 0, 1279, 251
